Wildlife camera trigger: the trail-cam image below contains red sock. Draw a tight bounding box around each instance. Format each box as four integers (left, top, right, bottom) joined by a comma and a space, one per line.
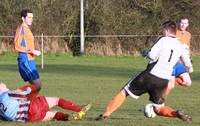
53, 112, 69, 121
155, 106, 177, 117
58, 98, 81, 112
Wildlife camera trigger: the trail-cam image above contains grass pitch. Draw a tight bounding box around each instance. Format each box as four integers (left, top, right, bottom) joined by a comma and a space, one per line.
0, 53, 200, 126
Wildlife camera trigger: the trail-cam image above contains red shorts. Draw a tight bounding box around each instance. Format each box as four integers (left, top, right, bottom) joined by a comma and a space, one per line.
27, 96, 49, 122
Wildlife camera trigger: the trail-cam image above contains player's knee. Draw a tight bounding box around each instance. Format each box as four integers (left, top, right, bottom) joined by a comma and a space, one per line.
30, 79, 42, 91
185, 79, 192, 87
183, 77, 192, 87
33, 82, 42, 91
53, 97, 60, 101
32, 84, 41, 92
36, 85, 41, 91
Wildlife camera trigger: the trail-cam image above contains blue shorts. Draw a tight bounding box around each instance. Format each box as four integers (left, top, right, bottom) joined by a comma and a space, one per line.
18, 59, 40, 81
172, 62, 187, 77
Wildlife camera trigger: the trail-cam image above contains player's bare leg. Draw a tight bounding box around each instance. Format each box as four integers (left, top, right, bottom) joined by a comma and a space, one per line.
29, 79, 42, 91
165, 76, 175, 96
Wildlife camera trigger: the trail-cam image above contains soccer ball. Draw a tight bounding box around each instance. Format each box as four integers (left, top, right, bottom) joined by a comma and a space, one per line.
144, 103, 157, 118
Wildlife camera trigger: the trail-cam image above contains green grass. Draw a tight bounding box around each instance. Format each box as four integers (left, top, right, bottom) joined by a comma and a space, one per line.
0, 53, 200, 126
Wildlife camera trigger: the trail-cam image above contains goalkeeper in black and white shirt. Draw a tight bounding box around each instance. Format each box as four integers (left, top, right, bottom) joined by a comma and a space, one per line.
96, 20, 193, 122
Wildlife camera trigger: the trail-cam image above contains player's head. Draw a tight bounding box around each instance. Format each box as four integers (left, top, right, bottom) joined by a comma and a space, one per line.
178, 16, 189, 31
0, 83, 9, 93
162, 20, 177, 36
20, 9, 33, 26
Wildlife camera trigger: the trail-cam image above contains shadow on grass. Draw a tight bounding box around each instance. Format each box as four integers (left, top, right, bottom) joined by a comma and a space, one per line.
0, 64, 141, 78
1, 64, 199, 80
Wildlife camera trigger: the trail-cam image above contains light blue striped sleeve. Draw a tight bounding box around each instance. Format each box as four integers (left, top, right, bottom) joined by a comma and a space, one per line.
7, 88, 32, 99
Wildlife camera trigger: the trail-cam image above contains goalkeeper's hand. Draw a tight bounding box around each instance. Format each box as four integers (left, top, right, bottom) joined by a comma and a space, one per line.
142, 49, 149, 57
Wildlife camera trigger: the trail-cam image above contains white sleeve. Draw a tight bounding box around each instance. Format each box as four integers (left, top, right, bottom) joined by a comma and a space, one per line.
180, 45, 192, 68
147, 39, 163, 62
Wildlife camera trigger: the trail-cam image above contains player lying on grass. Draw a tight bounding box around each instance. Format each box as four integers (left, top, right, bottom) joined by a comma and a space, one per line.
0, 83, 91, 122
95, 20, 192, 122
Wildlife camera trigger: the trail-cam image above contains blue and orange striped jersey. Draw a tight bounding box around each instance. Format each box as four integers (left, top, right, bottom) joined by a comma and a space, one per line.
14, 23, 35, 60
176, 29, 191, 47
176, 29, 192, 55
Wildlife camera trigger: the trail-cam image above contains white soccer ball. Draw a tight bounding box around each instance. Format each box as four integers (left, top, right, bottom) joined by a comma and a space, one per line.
144, 103, 157, 118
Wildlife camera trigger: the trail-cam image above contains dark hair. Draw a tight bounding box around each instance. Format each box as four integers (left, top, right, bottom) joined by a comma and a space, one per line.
179, 16, 189, 23
162, 20, 177, 34
20, 9, 32, 18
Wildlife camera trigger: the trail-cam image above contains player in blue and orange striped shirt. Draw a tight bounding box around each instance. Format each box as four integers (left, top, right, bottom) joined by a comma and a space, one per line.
176, 17, 192, 56
173, 17, 193, 86
165, 17, 193, 97
14, 9, 41, 92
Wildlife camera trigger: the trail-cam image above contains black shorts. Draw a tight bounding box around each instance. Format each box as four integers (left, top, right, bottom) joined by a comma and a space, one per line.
123, 70, 168, 104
